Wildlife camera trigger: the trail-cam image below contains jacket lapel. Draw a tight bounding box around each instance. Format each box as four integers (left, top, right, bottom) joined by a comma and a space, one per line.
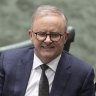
50, 52, 71, 96
14, 49, 34, 96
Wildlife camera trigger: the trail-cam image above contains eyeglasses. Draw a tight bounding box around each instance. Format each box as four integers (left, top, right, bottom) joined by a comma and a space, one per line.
33, 32, 64, 41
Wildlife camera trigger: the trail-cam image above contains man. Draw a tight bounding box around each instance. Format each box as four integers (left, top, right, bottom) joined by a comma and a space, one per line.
0, 5, 95, 96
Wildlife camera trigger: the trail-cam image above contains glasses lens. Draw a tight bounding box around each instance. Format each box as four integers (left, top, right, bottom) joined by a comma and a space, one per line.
50, 33, 61, 41
36, 32, 46, 41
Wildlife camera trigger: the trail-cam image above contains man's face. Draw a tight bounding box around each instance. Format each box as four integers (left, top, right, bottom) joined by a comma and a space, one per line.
29, 15, 67, 63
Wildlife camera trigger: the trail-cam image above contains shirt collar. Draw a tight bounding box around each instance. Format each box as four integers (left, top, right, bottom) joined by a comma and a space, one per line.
33, 53, 61, 72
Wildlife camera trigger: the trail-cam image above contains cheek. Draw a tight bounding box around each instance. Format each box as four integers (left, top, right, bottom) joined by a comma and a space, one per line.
32, 39, 41, 48
55, 41, 64, 51
57, 39, 65, 50
58, 43, 64, 50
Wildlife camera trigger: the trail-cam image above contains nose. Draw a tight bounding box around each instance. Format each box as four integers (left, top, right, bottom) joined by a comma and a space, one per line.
44, 35, 52, 43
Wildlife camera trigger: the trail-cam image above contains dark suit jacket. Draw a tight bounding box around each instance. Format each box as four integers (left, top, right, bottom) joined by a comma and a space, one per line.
0, 47, 95, 96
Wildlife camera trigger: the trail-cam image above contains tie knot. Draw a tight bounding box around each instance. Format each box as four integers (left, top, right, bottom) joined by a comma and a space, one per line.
40, 64, 49, 71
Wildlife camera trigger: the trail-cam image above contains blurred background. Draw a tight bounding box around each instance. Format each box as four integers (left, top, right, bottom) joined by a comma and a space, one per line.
0, 0, 96, 78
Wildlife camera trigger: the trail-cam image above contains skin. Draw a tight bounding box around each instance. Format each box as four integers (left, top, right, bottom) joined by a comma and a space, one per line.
29, 15, 68, 64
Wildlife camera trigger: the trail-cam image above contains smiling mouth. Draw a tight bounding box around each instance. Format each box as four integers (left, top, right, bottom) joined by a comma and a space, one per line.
41, 45, 54, 49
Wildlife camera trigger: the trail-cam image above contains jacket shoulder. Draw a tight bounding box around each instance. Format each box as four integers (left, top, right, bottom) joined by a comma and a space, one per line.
1, 47, 34, 59
62, 51, 93, 73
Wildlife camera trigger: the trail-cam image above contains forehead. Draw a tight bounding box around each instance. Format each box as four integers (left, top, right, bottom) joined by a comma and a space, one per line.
32, 15, 65, 32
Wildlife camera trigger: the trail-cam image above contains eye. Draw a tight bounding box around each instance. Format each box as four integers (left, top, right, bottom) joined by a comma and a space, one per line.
51, 33, 60, 38
37, 32, 46, 37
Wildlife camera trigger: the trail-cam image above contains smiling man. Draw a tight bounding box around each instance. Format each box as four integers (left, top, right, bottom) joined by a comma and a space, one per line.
0, 5, 95, 96
29, 8, 67, 64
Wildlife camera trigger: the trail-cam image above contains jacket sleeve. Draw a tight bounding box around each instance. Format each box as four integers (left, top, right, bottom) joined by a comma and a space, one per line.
79, 67, 95, 96
0, 52, 5, 96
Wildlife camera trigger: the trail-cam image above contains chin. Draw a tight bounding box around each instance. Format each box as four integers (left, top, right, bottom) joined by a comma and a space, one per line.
40, 51, 58, 59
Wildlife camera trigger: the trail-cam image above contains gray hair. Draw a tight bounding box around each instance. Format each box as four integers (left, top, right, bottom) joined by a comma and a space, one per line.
31, 5, 68, 31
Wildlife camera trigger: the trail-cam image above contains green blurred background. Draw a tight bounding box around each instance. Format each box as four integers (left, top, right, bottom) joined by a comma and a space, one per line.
0, 0, 96, 76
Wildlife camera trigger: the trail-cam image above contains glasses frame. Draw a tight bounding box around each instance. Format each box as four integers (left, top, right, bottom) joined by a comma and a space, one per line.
32, 32, 64, 42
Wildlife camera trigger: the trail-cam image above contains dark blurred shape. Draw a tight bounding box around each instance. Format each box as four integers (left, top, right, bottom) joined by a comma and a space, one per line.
64, 26, 75, 52
95, 83, 96, 91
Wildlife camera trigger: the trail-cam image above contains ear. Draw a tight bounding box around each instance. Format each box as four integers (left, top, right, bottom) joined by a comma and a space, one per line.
28, 29, 33, 40
64, 31, 68, 44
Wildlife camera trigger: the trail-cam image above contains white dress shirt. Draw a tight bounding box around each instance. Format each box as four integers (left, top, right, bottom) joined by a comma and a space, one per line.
25, 53, 61, 96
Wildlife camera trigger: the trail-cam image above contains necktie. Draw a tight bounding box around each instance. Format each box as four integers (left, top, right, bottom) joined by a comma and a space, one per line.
39, 64, 49, 96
